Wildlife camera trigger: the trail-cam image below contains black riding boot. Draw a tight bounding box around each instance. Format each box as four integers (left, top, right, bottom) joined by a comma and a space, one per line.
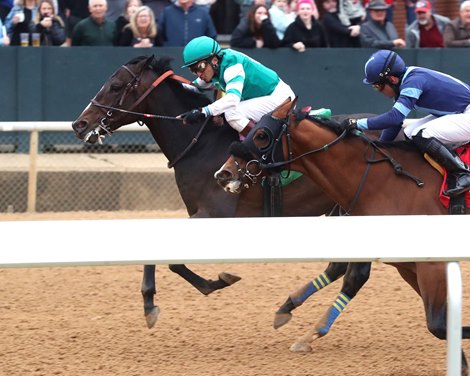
412, 132, 470, 197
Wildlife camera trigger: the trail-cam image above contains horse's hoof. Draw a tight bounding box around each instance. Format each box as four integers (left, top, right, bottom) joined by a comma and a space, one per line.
145, 306, 160, 329
290, 342, 312, 353
273, 312, 292, 329
218, 272, 242, 286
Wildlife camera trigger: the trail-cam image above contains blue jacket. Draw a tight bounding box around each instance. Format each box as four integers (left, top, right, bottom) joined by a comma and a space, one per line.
5, 5, 37, 45
357, 66, 470, 141
158, 3, 217, 47
0, 0, 12, 10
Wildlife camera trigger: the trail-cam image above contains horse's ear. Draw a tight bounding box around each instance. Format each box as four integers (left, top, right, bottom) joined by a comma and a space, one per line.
147, 55, 157, 70
287, 96, 298, 118
272, 97, 297, 120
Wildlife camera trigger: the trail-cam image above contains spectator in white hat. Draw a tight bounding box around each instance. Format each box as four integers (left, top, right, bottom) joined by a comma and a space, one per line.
444, 0, 470, 47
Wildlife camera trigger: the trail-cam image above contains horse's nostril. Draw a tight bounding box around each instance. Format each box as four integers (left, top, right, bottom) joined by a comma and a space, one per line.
72, 120, 88, 131
216, 170, 232, 182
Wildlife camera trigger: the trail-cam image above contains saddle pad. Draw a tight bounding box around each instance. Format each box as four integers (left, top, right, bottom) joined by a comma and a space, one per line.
439, 145, 470, 209
280, 170, 303, 186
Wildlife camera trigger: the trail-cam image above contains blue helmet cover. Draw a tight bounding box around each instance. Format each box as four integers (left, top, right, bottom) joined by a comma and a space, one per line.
363, 50, 406, 85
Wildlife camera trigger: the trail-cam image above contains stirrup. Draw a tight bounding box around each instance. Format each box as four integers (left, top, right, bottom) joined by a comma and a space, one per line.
444, 186, 470, 197
443, 174, 470, 197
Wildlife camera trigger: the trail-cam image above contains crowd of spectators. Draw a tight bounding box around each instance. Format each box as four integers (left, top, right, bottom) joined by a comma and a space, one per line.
0, 0, 469, 49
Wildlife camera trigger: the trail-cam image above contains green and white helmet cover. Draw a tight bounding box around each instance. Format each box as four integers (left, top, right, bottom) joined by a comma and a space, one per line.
182, 36, 222, 68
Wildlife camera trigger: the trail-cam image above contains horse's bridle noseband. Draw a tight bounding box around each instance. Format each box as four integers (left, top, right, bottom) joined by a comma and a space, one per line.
89, 65, 191, 140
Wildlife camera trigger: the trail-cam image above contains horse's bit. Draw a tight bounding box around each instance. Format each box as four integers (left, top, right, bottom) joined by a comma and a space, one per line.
234, 159, 263, 189
89, 67, 190, 142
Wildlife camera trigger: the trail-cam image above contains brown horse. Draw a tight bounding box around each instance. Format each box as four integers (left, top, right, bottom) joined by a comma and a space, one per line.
71, 55, 347, 329
215, 97, 469, 374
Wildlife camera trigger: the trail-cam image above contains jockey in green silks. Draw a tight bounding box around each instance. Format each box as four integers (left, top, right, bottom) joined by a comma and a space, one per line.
180, 36, 295, 137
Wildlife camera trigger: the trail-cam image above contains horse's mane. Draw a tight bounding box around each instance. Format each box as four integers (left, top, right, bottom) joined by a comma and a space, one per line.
309, 116, 347, 135
126, 55, 173, 76
229, 140, 254, 160
127, 55, 211, 109
373, 139, 418, 151
305, 115, 419, 152
149, 56, 174, 76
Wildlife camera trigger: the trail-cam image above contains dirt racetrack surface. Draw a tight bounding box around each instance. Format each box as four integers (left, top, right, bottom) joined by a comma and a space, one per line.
0, 211, 469, 376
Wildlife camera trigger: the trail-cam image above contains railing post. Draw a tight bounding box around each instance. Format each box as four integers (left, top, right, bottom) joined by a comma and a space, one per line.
27, 130, 38, 213
447, 261, 462, 376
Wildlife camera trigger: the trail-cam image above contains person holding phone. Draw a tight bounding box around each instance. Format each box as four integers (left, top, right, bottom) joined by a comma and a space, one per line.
34, 0, 65, 45
5, 0, 38, 45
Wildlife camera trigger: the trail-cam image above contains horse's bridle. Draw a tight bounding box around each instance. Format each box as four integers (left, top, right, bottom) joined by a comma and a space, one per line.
90, 65, 191, 138
233, 159, 263, 189
86, 62, 215, 169
238, 115, 425, 215
236, 115, 348, 188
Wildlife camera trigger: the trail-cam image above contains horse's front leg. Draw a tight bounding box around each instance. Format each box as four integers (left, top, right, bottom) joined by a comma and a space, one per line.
141, 265, 160, 329
291, 262, 371, 353
273, 262, 348, 329
168, 264, 241, 295
463, 328, 470, 376
414, 263, 469, 376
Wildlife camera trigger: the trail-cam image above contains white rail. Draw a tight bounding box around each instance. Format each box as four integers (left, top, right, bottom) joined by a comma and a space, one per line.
447, 262, 462, 376
1, 216, 469, 266
0, 215, 466, 375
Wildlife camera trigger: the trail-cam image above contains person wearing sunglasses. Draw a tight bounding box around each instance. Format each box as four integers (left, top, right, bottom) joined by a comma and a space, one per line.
180, 35, 295, 137
344, 49, 470, 197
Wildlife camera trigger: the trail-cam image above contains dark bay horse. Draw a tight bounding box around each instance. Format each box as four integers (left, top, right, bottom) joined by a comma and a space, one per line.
71, 55, 343, 329
215, 97, 469, 374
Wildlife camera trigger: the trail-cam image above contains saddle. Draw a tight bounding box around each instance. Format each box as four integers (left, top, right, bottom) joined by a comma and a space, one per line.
426, 144, 470, 214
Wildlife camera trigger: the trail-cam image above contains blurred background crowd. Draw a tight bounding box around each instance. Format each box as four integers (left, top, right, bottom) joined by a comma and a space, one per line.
0, 0, 469, 49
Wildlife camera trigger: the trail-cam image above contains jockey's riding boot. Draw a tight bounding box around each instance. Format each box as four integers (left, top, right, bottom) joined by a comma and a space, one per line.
412, 132, 470, 197
240, 120, 256, 138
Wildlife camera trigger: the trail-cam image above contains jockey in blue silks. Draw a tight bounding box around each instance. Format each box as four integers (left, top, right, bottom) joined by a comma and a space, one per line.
347, 49, 470, 197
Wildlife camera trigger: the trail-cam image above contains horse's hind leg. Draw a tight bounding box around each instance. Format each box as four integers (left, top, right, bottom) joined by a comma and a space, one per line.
413, 263, 469, 376
291, 262, 371, 353
141, 265, 160, 329
274, 262, 348, 329
168, 264, 241, 295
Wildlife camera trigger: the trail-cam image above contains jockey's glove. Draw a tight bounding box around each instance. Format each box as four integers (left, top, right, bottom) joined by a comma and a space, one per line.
183, 108, 207, 124
341, 118, 358, 131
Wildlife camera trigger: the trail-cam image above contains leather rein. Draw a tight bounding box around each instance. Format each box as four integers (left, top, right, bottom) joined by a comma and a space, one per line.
244, 116, 424, 215
90, 67, 190, 135
89, 64, 212, 169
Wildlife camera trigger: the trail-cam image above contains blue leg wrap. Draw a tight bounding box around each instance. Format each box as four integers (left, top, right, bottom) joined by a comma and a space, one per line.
316, 292, 351, 335
291, 272, 332, 306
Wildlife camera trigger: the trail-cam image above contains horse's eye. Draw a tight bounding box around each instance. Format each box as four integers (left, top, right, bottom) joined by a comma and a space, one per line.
110, 83, 123, 92
255, 131, 270, 150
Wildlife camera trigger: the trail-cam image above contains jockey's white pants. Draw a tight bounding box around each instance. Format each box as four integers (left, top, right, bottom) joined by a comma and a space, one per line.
224, 80, 295, 133
404, 104, 470, 145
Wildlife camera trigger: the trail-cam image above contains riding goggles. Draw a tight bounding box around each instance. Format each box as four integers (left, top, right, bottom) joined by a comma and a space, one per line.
189, 60, 208, 75
372, 82, 386, 91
